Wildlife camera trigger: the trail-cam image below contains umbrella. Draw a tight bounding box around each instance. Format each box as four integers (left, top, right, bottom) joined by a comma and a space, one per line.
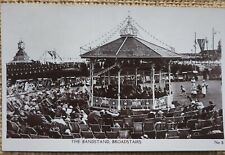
87, 110, 101, 124
27, 113, 48, 127
52, 118, 67, 126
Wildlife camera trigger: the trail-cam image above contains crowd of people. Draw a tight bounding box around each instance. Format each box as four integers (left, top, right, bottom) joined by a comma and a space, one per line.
180, 77, 209, 100
6, 76, 223, 139
7, 77, 89, 96
7, 80, 90, 138
7, 61, 89, 81
94, 84, 168, 99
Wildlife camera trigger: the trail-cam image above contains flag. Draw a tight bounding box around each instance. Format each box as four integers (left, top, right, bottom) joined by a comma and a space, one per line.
48, 51, 53, 58
197, 39, 206, 52
52, 51, 57, 59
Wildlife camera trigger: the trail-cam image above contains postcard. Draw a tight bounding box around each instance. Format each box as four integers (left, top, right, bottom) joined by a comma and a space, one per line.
1, 4, 225, 151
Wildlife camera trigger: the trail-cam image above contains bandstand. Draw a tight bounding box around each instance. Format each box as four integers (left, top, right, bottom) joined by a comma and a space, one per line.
81, 16, 181, 111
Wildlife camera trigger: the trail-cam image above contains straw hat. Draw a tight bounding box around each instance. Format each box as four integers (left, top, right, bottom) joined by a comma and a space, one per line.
141, 134, 148, 139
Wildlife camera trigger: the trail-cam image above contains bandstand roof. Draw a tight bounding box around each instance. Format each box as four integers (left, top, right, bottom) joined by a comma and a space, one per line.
80, 16, 181, 60
80, 36, 181, 59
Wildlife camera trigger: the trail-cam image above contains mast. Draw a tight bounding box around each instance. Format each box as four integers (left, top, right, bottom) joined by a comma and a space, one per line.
206, 37, 209, 66
212, 27, 215, 50
212, 28, 218, 62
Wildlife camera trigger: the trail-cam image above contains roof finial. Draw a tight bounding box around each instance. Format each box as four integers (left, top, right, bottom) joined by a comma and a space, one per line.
120, 13, 138, 37
18, 40, 25, 50
128, 10, 131, 18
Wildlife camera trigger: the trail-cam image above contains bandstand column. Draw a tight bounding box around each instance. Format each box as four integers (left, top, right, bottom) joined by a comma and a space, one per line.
152, 64, 155, 108
108, 71, 110, 85
159, 69, 162, 89
168, 61, 172, 96
118, 68, 121, 111
167, 60, 172, 110
135, 68, 138, 86
104, 73, 106, 87
90, 60, 94, 107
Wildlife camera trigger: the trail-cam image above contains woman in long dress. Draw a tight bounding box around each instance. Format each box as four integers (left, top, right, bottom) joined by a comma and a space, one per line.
202, 81, 207, 98
191, 82, 197, 98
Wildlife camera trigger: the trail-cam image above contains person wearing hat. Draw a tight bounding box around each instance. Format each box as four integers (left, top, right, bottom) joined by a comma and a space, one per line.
195, 100, 204, 110
201, 80, 208, 98
157, 110, 164, 117
80, 110, 88, 125
66, 105, 73, 115
191, 84, 197, 98
141, 134, 148, 139
114, 122, 121, 128
180, 85, 186, 96
191, 77, 196, 85
190, 100, 197, 110
147, 111, 156, 118
24, 102, 31, 111
64, 129, 71, 135
62, 116, 69, 122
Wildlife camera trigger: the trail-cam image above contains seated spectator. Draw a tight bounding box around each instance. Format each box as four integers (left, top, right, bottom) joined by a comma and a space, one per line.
203, 101, 216, 112
195, 100, 204, 110
74, 113, 82, 123
66, 106, 73, 115
101, 110, 114, 126
147, 111, 156, 118
169, 103, 176, 111
64, 129, 72, 135
65, 117, 71, 122
114, 123, 121, 128
157, 110, 164, 117
105, 110, 120, 118
141, 134, 148, 139
7, 120, 20, 133
80, 110, 88, 125
190, 100, 197, 110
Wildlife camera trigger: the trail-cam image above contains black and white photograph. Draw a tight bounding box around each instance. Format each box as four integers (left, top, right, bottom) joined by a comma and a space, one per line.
1, 4, 225, 151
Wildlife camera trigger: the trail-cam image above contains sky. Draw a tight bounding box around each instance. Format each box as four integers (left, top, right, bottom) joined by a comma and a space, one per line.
1, 4, 225, 63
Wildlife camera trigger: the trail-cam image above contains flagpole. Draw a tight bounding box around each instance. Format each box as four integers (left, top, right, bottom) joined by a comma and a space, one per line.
194, 32, 197, 71
212, 27, 215, 50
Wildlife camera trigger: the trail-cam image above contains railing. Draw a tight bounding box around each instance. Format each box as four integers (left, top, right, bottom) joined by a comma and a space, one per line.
93, 95, 171, 110
154, 96, 168, 110
120, 98, 153, 109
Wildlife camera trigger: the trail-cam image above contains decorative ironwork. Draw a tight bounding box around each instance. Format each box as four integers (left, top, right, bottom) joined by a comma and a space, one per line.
120, 15, 138, 37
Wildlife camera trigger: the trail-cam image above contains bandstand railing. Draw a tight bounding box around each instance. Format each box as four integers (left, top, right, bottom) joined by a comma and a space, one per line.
93, 95, 171, 110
